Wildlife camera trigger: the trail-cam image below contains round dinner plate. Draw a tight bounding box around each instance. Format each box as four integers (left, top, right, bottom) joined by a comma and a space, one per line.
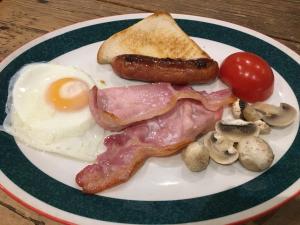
0, 13, 299, 225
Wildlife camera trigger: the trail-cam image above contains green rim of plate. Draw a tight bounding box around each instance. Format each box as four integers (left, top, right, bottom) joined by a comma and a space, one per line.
0, 18, 299, 224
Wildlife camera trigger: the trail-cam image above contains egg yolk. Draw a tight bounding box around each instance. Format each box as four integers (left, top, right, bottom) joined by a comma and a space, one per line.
46, 78, 89, 111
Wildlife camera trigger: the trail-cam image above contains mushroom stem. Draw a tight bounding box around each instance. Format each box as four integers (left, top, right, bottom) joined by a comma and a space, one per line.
204, 132, 239, 165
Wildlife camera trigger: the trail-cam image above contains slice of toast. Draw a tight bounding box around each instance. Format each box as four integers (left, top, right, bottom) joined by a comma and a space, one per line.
97, 12, 209, 64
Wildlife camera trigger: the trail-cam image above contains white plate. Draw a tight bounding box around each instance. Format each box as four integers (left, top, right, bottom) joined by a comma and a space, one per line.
0, 13, 299, 225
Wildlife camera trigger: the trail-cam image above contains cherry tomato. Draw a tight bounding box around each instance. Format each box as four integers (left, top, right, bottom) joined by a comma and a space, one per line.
219, 52, 274, 102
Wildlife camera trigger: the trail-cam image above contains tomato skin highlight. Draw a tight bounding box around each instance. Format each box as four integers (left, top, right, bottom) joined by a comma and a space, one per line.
219, 52, 274, 103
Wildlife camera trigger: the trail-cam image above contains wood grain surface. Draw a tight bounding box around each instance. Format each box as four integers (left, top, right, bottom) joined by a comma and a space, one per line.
0, 0, 299, 224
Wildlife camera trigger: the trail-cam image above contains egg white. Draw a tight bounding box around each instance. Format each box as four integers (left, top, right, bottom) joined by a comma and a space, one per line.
3, 63, 107, 161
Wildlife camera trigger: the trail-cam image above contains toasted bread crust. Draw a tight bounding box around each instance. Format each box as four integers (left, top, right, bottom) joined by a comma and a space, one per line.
97, 12, 209, 64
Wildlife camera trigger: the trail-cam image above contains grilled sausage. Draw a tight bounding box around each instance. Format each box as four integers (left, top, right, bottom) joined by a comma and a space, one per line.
111, 54, 219, 85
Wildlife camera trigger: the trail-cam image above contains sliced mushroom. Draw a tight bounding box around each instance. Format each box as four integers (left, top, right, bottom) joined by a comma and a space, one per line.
254, 120, 271, 134
242, 104, 263, 122
253, 102, 297, 127
231, 100, 271, 134
237, 136, 274, 172
232, 99, 246, 119
204, 132, 239, 165
252, 102, 281, 115
181, 142, 209, 172
215, 120, 259, 142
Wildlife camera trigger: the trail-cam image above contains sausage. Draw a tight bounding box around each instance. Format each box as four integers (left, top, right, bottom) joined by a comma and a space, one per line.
111, 54, 219, 85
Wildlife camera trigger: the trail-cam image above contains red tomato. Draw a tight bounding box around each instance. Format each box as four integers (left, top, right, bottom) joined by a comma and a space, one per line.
219, 52, 274, 102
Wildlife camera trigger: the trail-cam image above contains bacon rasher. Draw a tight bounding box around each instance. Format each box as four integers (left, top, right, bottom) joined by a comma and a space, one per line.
77, 90, 231, 193
89, 83, 235, 131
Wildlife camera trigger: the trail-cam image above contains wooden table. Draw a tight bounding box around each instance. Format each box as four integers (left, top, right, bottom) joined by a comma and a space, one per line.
0, 0, 299, 224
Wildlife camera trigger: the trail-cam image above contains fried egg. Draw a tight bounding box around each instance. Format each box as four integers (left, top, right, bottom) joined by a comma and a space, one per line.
3, 63, 106, 161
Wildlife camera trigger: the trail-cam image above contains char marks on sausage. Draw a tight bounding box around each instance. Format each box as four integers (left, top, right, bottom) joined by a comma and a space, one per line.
76, 99, 222, 193
111, 54, 219, 85
89, 83, 235, 131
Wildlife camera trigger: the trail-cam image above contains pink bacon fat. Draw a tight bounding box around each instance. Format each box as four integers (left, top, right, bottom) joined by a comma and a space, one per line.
89, 83, 235, 131
76, 99, 223, 194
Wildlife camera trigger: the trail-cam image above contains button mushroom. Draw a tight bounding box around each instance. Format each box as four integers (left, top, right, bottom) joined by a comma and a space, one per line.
215, 119, 259, 142
231, 100, 271, 135
181, 142, 210, 172
242, 104, 264, 122
237, 136, 274, 172
252, 102, 281, 115
253, 102, 297, 127
204, 132, 239, 165
232, 99, 246, 119
254, 120, 271, 134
